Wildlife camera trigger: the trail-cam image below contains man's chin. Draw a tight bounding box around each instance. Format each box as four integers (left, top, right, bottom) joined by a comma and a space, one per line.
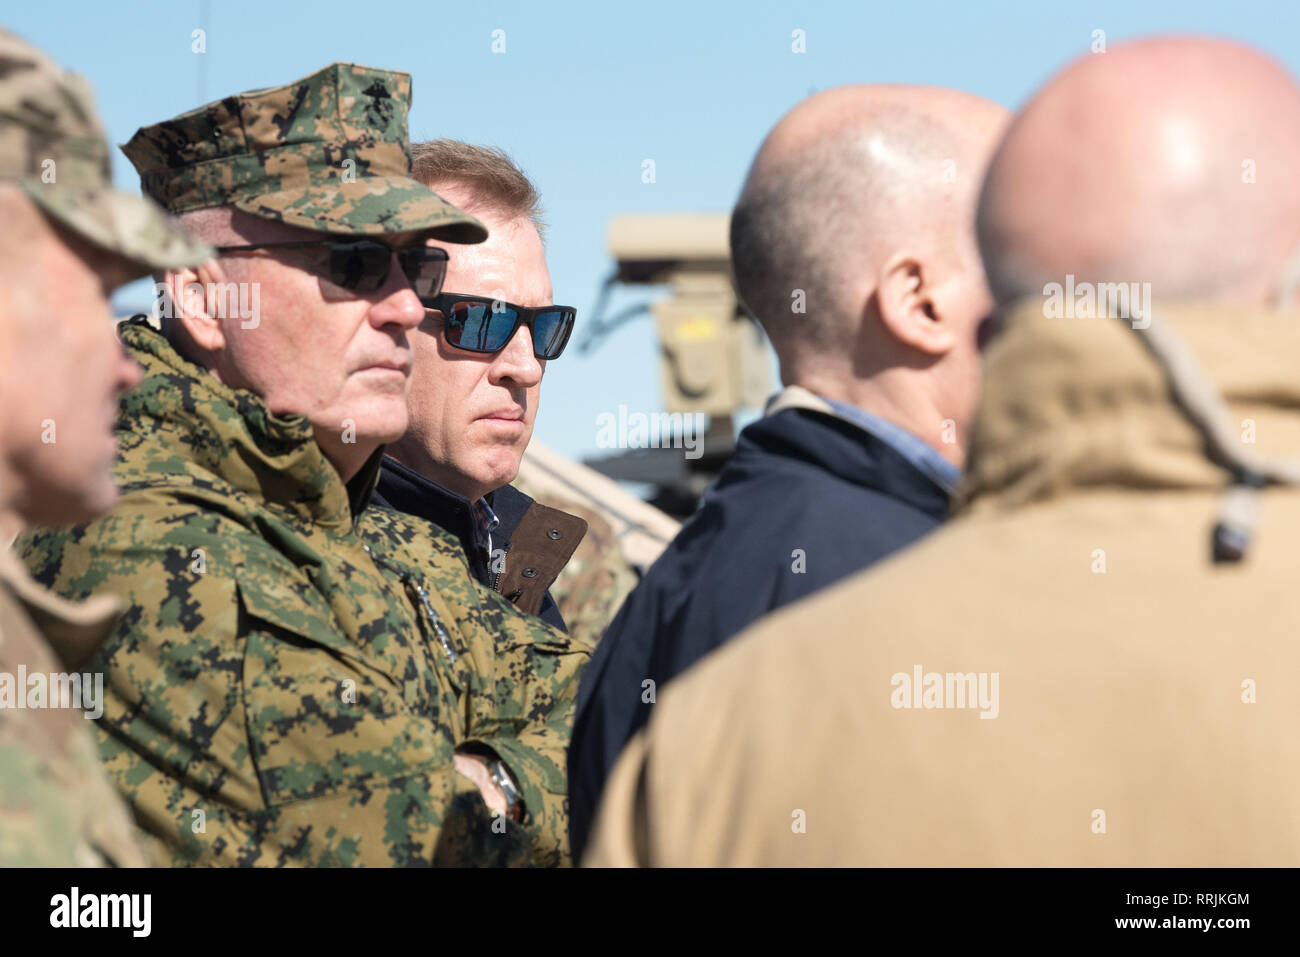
472, 451, 525, 492
370, 427, 407, 447
311, 409, 409, 447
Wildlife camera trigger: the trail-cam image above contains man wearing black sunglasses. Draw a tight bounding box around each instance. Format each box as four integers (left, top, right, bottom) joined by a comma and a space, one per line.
375, 140, 590, 638
18, 64, 590, 867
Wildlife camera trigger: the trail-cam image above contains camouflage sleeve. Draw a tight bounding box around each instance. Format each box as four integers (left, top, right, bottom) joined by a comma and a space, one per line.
18, 491, 531, 866
0, 703, 152, 867
403, 525, 589, 866
456, 581, 588, 867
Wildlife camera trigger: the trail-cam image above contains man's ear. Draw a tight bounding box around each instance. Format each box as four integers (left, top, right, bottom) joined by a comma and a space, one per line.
876, 251, 955, 357
168, 258, 229, 352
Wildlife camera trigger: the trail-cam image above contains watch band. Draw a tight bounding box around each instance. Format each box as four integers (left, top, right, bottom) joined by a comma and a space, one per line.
488, 759, 525, 823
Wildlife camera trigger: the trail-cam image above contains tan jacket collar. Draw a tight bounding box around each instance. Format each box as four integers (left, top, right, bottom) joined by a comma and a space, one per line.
0, 546, 120, 670
958, 299, 1300, 513
763, 384, 835, 418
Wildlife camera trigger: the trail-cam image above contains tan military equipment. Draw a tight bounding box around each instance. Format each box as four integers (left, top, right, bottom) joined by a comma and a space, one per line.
605, 213, 770, 418
582, 212, 773, 516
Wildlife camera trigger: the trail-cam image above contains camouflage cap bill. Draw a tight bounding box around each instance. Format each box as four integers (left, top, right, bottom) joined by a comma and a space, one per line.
0, 29, 212, 278
121, 62, 487, 244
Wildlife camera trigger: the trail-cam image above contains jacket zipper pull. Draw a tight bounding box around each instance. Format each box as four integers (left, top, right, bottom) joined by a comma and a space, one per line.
413, 582, 458, 665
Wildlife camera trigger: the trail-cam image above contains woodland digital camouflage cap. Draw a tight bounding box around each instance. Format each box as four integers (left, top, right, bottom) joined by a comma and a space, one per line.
0, 29, 211, 277
121, 62, 487, 244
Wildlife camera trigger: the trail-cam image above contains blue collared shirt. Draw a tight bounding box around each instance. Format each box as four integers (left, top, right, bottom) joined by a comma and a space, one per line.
822, 397, 962, 494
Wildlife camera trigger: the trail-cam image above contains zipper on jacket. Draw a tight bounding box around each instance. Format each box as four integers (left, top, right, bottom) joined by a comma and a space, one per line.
412, 581, 457, 665
488, 541, 507, 593
365, 544, 458, 665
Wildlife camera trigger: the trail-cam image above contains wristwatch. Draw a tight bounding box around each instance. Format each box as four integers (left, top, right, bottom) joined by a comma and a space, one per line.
488, 759, 525, 823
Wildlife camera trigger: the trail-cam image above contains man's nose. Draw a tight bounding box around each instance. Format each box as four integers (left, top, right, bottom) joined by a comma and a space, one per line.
490, 324, 544, 387
367, 251, 425, 331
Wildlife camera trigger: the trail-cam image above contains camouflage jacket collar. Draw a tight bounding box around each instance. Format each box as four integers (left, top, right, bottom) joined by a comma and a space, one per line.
117, 317, 381, 530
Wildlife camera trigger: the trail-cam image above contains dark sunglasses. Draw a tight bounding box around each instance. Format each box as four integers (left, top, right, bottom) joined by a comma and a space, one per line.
213, 240, 449, 297
422, 293, 576, 360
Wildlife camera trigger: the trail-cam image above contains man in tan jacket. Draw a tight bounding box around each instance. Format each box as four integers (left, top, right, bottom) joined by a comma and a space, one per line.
585, 35, 1300, 866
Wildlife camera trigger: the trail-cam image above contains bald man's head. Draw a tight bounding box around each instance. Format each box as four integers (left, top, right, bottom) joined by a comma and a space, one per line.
732, 85, 1007, 366
979, 37, 1300, 308
730, 84, 1008, 464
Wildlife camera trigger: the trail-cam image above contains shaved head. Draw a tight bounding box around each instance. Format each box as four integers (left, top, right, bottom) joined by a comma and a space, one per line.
730, 84, 1009, 465
979, 37, 1300, 306
732, 85, 1008, 363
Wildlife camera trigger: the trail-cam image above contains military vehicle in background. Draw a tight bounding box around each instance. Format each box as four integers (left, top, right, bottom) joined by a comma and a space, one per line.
577, 212, 772, 518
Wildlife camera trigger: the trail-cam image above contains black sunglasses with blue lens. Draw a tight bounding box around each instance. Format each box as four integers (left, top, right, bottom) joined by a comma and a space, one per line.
421, 293, 576, 360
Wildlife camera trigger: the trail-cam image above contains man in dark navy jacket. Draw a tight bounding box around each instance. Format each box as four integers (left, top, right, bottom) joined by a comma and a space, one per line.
374, 140, 586, 634
373, 457, 579, 633
569, 84, 1011, 859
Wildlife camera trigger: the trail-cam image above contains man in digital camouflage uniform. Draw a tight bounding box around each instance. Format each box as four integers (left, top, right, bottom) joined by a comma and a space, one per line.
18, 61, 588, 867
0, 29, 212, 866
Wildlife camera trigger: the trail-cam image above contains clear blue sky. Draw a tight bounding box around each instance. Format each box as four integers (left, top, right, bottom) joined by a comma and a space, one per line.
9, 0, 1299, 462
